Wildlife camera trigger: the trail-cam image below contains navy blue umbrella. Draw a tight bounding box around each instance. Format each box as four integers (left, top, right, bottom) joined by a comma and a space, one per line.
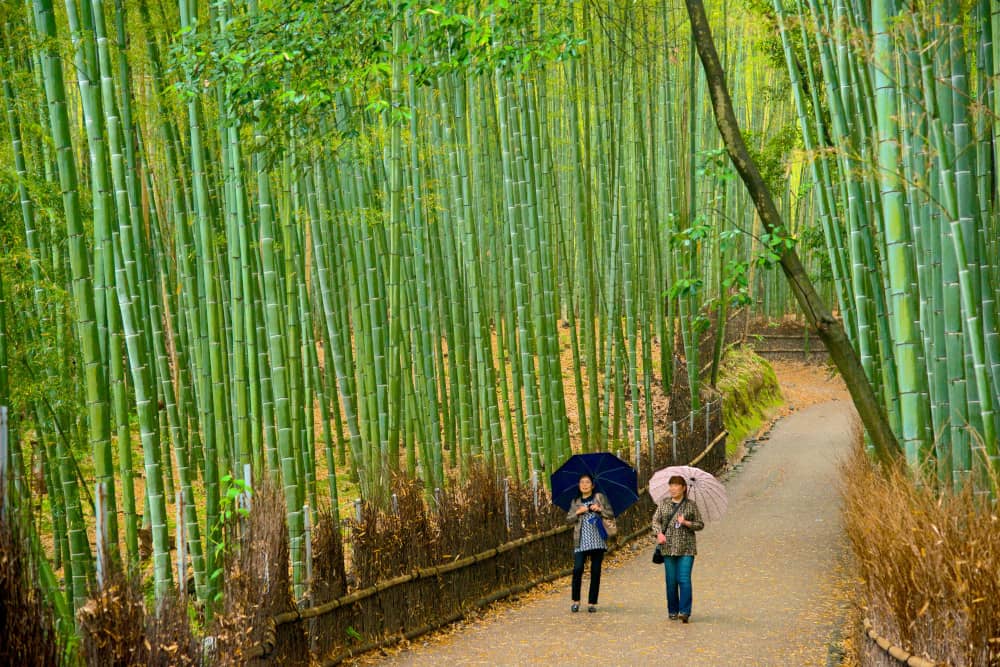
550, 452, 638, 517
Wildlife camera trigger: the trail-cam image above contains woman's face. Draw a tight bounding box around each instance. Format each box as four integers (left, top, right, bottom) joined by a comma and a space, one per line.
669, 481, 685, 499
579, 476, 594, 495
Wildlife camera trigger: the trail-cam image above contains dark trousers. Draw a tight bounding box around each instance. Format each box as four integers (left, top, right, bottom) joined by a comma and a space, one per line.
571, 549, 605, 604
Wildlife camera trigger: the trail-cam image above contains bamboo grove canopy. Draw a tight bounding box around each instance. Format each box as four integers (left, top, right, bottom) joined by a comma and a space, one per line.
0, 0, 996, 617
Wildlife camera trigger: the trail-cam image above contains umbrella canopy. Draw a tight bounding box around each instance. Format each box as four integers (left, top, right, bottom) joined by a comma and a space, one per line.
550, 452, 638, 517
649, 465, 727, 522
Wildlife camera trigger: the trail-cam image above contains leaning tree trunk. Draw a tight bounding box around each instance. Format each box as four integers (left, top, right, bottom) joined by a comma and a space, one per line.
682, 0, 899, 465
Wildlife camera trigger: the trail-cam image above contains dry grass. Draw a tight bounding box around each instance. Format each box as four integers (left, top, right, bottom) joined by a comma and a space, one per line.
347, 466, 565, 591
77, 574, 203, 666
76, 477, 305, 666
842, 431, 1000, 666
77, 575, 149, 666
311, 507, 348, 604
211, 476, 308, 666
147, 593, 202, 666
0, 514, 61, 666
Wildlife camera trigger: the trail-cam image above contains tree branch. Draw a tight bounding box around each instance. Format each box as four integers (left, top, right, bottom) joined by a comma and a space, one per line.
683, 0, 899, 465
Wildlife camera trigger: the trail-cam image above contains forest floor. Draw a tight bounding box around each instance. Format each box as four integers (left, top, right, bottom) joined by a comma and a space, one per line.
349, 361, 857, 666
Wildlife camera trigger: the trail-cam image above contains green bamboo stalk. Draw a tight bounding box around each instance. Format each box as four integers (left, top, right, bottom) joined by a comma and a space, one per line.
873, 0, 932, 470
495, 74, 543, 475
309, 157, 366, 488
178, 0, 233, 605
32, 0, 100, 607
65, 0, 125, 573
0, 266, 6, 416
254, 140, 305, 595
403, 25, 445, 487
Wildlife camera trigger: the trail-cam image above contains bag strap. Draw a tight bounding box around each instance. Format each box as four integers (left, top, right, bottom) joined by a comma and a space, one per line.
663, 499, 685, 527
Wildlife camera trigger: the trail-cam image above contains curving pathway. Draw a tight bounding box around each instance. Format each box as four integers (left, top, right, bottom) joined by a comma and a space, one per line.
361, 397, 856, 667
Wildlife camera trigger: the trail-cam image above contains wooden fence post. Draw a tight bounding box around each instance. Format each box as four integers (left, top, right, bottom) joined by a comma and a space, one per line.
304, 503, 313, 592
671, 421, 678, 463
176, 491, 186, 596
531, 471, 539, 513
0, 406, 7, 520
503, 478, 511, 533
705, 402, 711, 447
304, 504, 316, 656
243, 462, 253, 510
95, 482, 105, 588
649, 431, 655, 472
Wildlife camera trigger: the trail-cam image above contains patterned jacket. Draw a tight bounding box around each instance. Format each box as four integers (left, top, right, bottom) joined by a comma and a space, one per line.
651, 497, 704, 556
565, 492, 615, 549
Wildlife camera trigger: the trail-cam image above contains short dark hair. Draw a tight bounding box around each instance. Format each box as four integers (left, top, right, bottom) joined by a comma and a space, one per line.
579, 473, 594, 484
668, 475, 687, 487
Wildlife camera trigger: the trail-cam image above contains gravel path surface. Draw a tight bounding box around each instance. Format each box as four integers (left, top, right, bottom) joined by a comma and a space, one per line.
366, 398, 856, 667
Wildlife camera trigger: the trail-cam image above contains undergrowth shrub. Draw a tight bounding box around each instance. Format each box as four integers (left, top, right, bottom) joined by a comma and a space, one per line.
147, 593, 201, 666
310, 507, 347, 605
77, 575, 148, 666
212, 476, 307, 666
842, 434, 1000, 666
0, 514, 61, 665
78, 574, 203, 666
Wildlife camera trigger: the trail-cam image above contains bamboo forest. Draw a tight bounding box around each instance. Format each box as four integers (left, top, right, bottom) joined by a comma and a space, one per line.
1, 0, 998, 664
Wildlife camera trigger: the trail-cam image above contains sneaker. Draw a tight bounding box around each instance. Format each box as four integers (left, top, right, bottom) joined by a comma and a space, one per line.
668, 614, 678, 620
587, 605, 597, 613
679, 614, 689, 623
571, 603, 580, 613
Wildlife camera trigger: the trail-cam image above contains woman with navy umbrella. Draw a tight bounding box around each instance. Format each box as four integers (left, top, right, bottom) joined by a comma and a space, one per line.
566, 473, 615, 613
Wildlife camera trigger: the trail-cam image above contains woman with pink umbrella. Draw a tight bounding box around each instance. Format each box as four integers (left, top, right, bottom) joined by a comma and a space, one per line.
650, 475, 705, 623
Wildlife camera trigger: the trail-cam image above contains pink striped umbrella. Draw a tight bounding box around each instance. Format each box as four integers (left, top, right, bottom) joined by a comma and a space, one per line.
649, 465, 727, 522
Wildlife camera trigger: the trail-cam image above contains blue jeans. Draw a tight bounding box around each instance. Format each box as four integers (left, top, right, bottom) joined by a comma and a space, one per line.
663, 555, 694, 616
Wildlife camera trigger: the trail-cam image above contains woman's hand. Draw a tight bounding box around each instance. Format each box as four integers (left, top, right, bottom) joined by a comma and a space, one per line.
678, 516, 689, 527
576, 505, 589, 515
656, 532, 666, 545
589, 503, 602, 513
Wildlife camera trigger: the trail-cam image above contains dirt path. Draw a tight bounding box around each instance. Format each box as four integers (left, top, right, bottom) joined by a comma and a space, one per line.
358, 363, 855, 666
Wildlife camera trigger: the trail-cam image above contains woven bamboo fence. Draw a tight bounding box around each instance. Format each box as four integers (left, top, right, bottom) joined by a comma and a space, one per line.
245, 402, 727, 664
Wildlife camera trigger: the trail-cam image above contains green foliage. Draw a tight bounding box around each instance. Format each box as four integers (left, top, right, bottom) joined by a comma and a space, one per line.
743, 1, 828, 139
208, 475, 252, 602
170, 0, 582, 153
668, 277, 703, 299
697, 147, 736, 183
722, 259, 753, 308
0, 170, 74, 413
743, 122, 800, 196
670, 217, 711, 250
743, 0, 791, 74
219, 474, 252, 525
757, 225, 797, 268
799, 222, 833, 284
